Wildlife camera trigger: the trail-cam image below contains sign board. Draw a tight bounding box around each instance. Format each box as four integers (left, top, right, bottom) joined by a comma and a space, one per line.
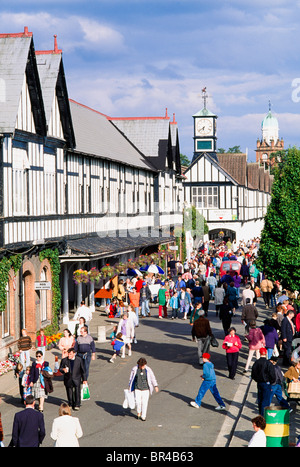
169, 246, 178, 251
35, 281, 51, 290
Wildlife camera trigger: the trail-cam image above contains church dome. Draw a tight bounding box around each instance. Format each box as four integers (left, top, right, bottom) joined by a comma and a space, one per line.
261, 108, 279, 145
261, 110, 279, 131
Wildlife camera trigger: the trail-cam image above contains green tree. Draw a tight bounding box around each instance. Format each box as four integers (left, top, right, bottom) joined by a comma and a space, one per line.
180, 153, 190, 166
256, 147, 300, 290
217, 148, 226, 153
228, 145, 242, 153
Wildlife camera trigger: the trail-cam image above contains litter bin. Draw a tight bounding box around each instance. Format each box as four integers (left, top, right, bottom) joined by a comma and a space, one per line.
264, 406, 290, 447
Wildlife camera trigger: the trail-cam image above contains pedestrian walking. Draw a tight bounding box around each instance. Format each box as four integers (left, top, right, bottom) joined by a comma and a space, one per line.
117, 312, 135, 358
201, 280, 210, 316
109, 333, 125, 363
281, 310, 295, 366
158, 282, 168, 319
269, 357, 291, 410
241, 298, 258, 334
191, 311, 213, 365
189, 302, 203, 326
129, 287, 140, 325
17, 328, 32, 369
139, 282, 151, 317
127, 305, 139, 344
261, 319, 279, 359
226, 282, 238, 316
11, 395, 46, 447
29, 351, 50, 413
128, 357, 159, 421
36, 329, 47, 356
59, 347, 87, 411
169, 291, 180, 319
51, 402, 83, 447
59, 329, 75, 359
219, 296, 232, 336
244, 321, 266, 373
222, 327, 242, 379
260, 276, 273, 309
190, 353, 226, 410
73, 300, 93, 329
74, 325, 96, 380
214, 281, 225, 317
207, 272, 217, 299
179, 286, 192, 319
21, 366, 32, 400
251, 348, 276, 416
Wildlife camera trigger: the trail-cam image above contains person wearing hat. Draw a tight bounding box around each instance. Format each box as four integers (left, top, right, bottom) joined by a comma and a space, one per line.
190, 353, 226, 411
251, 347, 276, 416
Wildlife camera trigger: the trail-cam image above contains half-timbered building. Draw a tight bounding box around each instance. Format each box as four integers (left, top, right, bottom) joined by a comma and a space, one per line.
0, 28, 183, 359
183, 91, 273, 243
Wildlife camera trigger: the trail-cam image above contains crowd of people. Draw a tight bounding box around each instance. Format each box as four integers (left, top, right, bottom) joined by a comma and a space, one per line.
2, 236, 300, 447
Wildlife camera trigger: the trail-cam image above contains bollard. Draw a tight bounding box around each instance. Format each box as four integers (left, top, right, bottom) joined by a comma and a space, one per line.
97, 325, 107, 343
264, 406, 290, 447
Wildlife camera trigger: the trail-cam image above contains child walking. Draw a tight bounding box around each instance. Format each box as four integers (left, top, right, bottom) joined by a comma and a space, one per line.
21, 366, 32, 399
169, 291, 180, 319
36, 329, 47, 356
110, 333, 125, 363
190, 353, 226, 410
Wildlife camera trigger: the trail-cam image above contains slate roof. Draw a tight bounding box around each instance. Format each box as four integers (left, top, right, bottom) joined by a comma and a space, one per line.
69, 100, 157, 172
62, 233, 174, 258
0, 29, 47, 135
109, 111, 180, 172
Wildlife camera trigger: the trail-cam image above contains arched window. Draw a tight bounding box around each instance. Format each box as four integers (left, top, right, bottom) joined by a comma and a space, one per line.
40, 267, 48, 322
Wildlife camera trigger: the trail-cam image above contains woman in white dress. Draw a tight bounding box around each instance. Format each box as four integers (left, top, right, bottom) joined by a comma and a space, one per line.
51, 403, 83, 447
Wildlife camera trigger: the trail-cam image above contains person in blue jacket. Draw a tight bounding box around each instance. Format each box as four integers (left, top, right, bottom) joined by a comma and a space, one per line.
169, 291, 180, 319
190, 353, 226, 410
109, 333, 125, 363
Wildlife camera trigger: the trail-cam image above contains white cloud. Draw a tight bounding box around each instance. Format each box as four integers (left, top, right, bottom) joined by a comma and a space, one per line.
0, 11, 125, 53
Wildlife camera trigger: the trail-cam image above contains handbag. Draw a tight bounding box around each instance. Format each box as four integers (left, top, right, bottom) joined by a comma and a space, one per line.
123, 389, 135, 409
81, 382, 90, 401
288, 381, 300, 394
210, 335, 219, 348
254, 287, 261, 298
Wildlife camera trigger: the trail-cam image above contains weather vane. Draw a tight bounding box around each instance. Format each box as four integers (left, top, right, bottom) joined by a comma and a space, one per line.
202, 87, 208, 109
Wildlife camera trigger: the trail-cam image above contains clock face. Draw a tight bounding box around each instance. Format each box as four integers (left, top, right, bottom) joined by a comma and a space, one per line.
196, 118, 213, 136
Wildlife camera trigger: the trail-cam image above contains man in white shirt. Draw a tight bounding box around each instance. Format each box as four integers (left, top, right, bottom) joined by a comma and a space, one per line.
73, 301, 93, 328
242, 284, 255, 306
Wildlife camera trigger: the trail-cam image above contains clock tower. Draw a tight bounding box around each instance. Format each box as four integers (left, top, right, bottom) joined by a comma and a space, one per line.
192, 87, 218, 162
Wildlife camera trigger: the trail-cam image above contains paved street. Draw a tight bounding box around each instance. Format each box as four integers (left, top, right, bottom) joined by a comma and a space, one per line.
0, 295, 298, 448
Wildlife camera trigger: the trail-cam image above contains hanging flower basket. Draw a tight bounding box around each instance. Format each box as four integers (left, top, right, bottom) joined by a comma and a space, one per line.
100, 265, 115, 278
88, 267, 101, 283
73, 269, 90, 284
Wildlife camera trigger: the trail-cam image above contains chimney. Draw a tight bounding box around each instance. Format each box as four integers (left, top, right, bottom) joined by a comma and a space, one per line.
54, 35, 58, 53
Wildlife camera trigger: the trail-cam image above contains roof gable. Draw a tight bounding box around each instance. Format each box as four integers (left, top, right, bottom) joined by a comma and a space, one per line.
0, 28, 47, 135
36, 42, 75, 148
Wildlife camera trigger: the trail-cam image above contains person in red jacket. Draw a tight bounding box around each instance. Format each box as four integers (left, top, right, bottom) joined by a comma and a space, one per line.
222, 327, 242, 379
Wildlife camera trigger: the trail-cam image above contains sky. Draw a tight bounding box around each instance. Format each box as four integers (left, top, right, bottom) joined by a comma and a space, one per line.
2, 0, 300, 161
